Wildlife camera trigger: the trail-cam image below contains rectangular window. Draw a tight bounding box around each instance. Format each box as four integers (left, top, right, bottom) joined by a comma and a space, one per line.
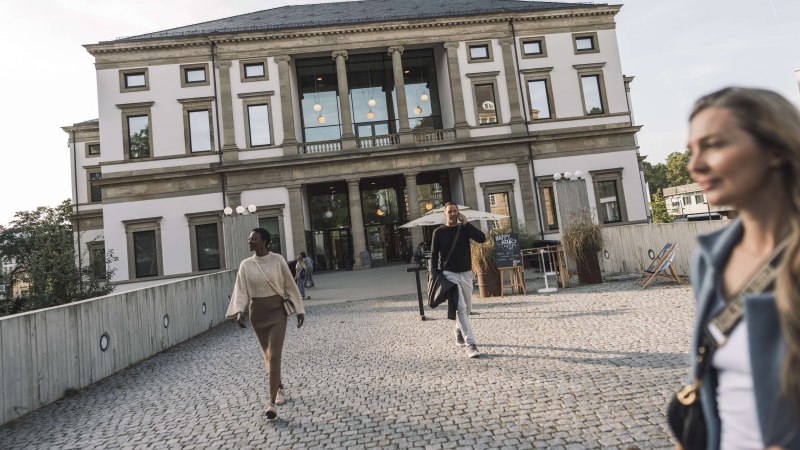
541, 185, 559, 231
244, 63, 265, 79
133, 230, 158, 278
247, 104, 272, 146
188, 109, 212, 152
575, 37, 595, 51
597, 180, 622, 223
194, 223, 221, 271
581, 75, 604, 115
88, 171, 102, 203
468, 44, 490, 61
522, 39, 544, 56
184, 68, 206, 84
125, 72, 146, 88
87, 143, 101, 156
87, 241, 106, 280
694, 194, 705, 204
259, 217, 283, 255
127, 115, 151, 159
474, 83, 498, 125
683, 195, 693, 205
527, 79, 552, 120
487, 192, 512, 230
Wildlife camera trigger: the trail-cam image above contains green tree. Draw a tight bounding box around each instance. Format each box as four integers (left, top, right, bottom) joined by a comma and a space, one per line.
664, 151, 692, 187
0, 200, 116, 316
650, 190, 674, 223
642, 160, 669, 198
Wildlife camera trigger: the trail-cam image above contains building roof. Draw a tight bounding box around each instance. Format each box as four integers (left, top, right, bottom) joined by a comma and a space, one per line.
112, 0, 602, 42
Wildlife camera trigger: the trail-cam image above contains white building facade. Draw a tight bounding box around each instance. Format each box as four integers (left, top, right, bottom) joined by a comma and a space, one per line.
64, 0, 648, 290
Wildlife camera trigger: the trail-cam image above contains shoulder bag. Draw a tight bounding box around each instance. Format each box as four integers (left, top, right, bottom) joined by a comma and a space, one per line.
253, 257, 297, 316
427, 226, 461, 308
667, 239, 788, 450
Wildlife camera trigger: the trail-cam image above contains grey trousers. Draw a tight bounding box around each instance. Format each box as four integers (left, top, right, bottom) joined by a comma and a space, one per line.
443, 270, 476, 345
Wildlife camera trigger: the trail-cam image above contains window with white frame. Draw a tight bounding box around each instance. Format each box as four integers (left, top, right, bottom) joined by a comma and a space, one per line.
591, 169, 628, 224
694, 193, 705, 204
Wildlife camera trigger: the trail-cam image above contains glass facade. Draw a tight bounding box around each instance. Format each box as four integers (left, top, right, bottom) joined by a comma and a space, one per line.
297, 57, 341, 142
401, 50, 443, 131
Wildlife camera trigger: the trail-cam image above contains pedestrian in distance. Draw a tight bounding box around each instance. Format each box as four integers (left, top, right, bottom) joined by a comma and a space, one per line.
677, 87, 800, 449
226, 228, 305, 421
301, 251, 315, 288
430, 202, 486, 358
295, 255, 309, 300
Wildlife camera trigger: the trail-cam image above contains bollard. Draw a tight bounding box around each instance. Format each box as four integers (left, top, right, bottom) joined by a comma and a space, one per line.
406, 265, 427, 320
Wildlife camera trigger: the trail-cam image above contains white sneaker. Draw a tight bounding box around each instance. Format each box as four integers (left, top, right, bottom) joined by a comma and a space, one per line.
275, 387, 285, 405
467, 344, 480, 358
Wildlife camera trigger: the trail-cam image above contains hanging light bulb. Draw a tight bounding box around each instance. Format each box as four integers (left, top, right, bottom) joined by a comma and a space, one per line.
414, 106, 423, 115
425, 202, 433, 211
324, 210, 333, 219
317, 115, 326, 124
380, 205, 388, 212
313, 103, 322, 112
368, 98, 377, 107
376, 208, 384, 216
367, 111, 375, 120
420, 93, 429, 102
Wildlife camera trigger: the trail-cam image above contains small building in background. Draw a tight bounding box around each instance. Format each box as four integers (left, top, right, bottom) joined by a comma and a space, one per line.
663, 183, 735, 220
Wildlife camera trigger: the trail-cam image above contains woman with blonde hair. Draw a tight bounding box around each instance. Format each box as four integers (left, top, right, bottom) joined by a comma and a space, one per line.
676, 87, 800, 449
294, 255, 309, 300
227, 228, 305, 421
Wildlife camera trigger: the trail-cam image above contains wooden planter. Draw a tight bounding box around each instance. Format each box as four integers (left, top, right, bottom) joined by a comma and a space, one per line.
476, 269, 501, 297
576, 250, 603, 285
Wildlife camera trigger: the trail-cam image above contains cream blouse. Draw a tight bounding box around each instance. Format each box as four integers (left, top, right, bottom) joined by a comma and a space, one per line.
225, 253, 305, 318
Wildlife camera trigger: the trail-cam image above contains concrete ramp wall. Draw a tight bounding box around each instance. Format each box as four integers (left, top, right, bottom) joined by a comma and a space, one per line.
0, 269, 236, 425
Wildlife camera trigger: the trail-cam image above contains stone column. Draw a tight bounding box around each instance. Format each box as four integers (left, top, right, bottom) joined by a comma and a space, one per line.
388, 46, 414, 145
515, 161, 541, 235
461, 167, 479, 210
332, 51, 356, 150
287, 185, 306, 257
444, 42, 470, 139
498, 38, 527, 133
215, 60, 239, 162
404, 172, 424, 245
275, 55, 299, 154
347, 179, 370, 269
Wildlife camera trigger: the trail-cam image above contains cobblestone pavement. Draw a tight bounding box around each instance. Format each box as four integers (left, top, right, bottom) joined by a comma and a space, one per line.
0, 278, 692, 449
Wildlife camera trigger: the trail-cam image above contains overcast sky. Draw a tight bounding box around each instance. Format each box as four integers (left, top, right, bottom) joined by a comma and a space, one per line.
1, 0, 798, 226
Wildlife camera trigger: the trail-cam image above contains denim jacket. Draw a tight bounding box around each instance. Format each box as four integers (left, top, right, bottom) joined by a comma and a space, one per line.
690, 219, 800, 449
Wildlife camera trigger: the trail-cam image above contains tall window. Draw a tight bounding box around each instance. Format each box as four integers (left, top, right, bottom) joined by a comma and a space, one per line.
527, 79, 552, 120
248, 104, 271, 147
88, 170, 102, 203
297, 57, 341, 143
259, 217, 283, 255
124, 218, 162, 279
127, 115, 151, 158
188, 214, 223, 272
580, 75, 604, 115
474, 83, 498, 125
597, 180, 622, 223
188, 110, 212, 152
87, 241, 106, 279
488, 192, 512, 230
539, 183, 559, 231
482, 181, 517, 231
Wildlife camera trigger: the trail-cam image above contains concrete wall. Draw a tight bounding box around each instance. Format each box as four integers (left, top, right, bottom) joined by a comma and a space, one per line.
600, 221, 729, 276
0, 269, 236, 426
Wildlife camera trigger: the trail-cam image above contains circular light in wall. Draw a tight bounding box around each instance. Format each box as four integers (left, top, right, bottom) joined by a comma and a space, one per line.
425, 202, 433, 211
236, 205, 245, 214
367, 111, 375, 120
100, 332, 110, 352
553, 173, 562, 181
414, 106, 423, 115
223, 207, 233, 216
163, 314, 170, 329
648, 249, 656, 260
317, 115, 326, 124
313, 103, 322, 112
247, 204, 257, 213
324, 210, 333, 219
368, 98, 377, 107
421, 93, 429, 102
603, 250, 610, 260
202, 303, 207, 314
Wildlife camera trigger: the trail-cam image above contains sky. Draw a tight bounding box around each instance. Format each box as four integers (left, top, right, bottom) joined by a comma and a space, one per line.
0, 0, 798, 227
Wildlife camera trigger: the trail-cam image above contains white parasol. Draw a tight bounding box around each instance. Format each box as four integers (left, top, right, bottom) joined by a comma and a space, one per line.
399, 205, 509, 228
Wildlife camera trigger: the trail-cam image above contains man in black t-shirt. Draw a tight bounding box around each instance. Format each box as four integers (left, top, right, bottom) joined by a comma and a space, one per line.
430, 202, 486, 358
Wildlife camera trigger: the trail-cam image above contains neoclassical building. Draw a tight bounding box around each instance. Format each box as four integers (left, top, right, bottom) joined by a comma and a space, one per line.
64, 0, 648, 290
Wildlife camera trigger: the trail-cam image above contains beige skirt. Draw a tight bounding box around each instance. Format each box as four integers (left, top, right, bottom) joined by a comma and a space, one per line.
249, 295, 288, 373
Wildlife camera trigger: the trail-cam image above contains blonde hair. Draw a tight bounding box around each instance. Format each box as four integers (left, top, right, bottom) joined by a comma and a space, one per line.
691, 87, 800, 413
295, 256, 306, 270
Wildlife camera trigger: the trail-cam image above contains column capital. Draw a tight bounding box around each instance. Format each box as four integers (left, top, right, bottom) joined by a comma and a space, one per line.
404, 171, 420, 179
331, 50, 349, 61
444, 42, 460, 50
498, 37, 514, 46
286, 184, 302, 192
346, 178, 361, 186
387, 45, 404, 56
215, 60, 232, 69
461, 167, 475, 174
274, 55, 291, 64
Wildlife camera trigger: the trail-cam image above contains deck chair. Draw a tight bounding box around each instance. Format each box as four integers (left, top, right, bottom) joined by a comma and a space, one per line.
636, 243, 685, 288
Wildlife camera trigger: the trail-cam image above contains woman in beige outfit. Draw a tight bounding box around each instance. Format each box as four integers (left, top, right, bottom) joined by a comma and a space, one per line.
226, 228, 305, 420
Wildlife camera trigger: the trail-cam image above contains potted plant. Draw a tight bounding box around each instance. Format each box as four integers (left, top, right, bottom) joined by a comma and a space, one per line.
470, 230, 502, 297
561, 209, 604, 285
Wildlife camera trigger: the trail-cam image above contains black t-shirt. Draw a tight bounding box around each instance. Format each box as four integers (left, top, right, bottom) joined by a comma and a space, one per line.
430, 222, 486, 274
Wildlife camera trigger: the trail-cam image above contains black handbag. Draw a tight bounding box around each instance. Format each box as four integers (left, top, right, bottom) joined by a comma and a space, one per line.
667, 239, 787, 449
427, 226, 461, 309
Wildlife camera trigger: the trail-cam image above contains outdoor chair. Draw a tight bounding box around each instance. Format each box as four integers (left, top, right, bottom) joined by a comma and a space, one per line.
635, 243, 685, 288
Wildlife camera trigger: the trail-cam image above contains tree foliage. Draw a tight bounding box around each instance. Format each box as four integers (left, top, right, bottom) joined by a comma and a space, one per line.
650, 190, 674, 223
0, 200, 116, 316
643, 151, 693, 220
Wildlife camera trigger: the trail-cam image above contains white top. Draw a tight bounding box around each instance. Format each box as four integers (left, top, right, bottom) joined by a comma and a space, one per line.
226, 253, 305, 318
711, 288, 763, 450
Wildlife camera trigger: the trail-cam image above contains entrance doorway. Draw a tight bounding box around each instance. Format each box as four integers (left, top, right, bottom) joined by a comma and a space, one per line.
313, 229, 353, 270
308, 181, 353, 271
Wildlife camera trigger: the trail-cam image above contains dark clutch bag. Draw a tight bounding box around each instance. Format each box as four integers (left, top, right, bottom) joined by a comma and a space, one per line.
666, 383, 707, 450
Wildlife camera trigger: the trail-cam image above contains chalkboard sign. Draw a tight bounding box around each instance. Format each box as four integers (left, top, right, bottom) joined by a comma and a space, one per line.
493, 233, 521, 268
